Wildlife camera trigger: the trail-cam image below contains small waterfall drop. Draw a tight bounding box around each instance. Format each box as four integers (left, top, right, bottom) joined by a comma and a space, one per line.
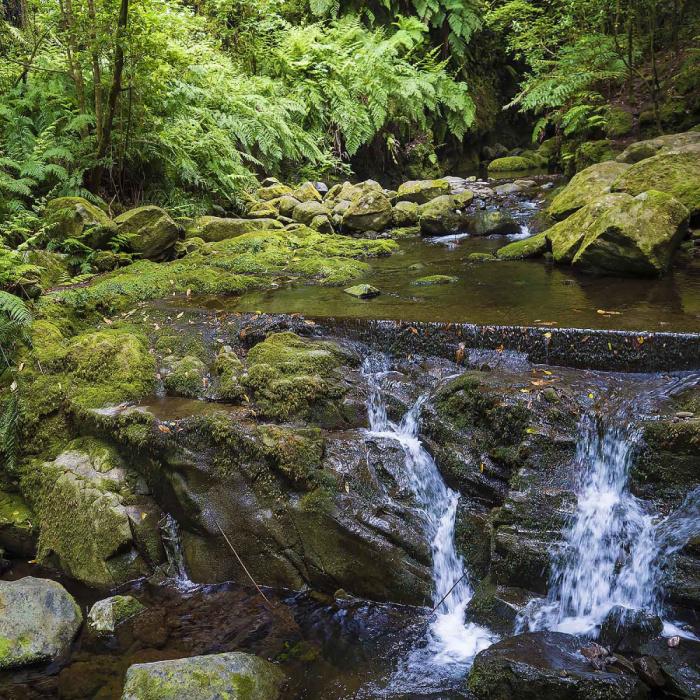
519, 412, 700, 638
160, 514, 195, 589
362, 358, 495, 677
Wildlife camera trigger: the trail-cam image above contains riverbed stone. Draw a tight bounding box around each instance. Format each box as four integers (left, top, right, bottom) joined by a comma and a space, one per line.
488, 156, 539, 172
0, 577, 82, 669
256, 183, 293, 201
291, 200, 331, 226
548, 161, 631, 220
344, 284, 380, 298
467, 631, 651, 699
467, 210, 519, 236
396, 179, 451, 204
494, 183, 521, 195
190, 216, 283, 242
294, 181, 323, 203
121, 652, 286, 699
412, 274, 458, 285
161, 355, 208, 398
599, 605, 663, 653
114, 206, 180, 261
342, 193, 392, 231
273, 195, 302, 218
392, 200, 419, 226
496, 232, 548, 260
612, 143, 700, 218
546, 191, 689, 275
640, 638, 700, 698
44, 196, 117, 250
88, 595, 146, 636
418, 194, 473, 235
0, 490, 36, 556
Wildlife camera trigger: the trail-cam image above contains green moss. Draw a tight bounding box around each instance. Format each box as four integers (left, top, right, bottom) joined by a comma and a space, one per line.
607, 109, 634, 137
488, 156, 537, 172
574, 140, 621, 172
468, 253, 496, 262
411, 275, 458, 285
212, 347, 245, 401
162, 355, 207, 398
257, 424, 324, 488
43, 197, 117, 249
496, 232, 548, 260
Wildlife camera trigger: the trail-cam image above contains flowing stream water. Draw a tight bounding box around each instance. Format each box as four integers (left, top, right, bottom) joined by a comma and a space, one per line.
362, 358, 495, 690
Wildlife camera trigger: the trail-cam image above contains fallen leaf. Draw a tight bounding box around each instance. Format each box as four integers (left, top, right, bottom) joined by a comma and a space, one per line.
186, 288, 191, 296
581, 335, 589, 342
176, 312, 184, 319
157, 425, 171, 434
103, 317, 112, 325
141, 512, 147, 520
480, 462, 484, 473
544, 332, 552, 339
344, 482, 350, 493
496, 344, 504, 353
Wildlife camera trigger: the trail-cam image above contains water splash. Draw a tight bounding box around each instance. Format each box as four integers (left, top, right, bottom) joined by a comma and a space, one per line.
506, 224, 532, 240
160, 514, 196, 590
518, 414, 700, 638
362, 358, 495, 682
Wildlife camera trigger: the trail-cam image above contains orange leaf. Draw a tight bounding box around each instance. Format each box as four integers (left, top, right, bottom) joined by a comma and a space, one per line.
158, 425, 171, 434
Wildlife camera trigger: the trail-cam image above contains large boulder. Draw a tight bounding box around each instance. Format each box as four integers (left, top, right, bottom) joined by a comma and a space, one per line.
342, 193, 393, 232
598, 606, 663, 653
190, 217, 283, 242
26, 438, 164, 588
0, 577, 82, 669
549, 161, 631, 221
488, 156, 539, 172
114, 206, 180, 261
44, 196, 117, 249
0, 490, 36, 556
616, 131, 700, 164
392, 200, 419, 227
121, 652, 286, 699
293, 181, 323, 203
256, 183, 293, 201
546, 191, 689, 276
496, 232, 548, 260
467, 631, 650, 699
291, 201, 331, 226
396, 179, 451, 205
418, 192, 474, 235
612, 144, 700, 218
467, 210, 519, 236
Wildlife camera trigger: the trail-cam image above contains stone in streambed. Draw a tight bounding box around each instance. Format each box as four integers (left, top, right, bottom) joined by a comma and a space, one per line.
392, 200, 419, 227
496, 232, 549, 260
344, 284, 380, 299
467, 631, 650, 699
640, 637, 700, 698
412, 275, 458, 285
397, 179, 451, 204
121, 652, 286, 699
599, 605, 663, 653
342, 193, 393, 232
418, 192, 474, 235
494, 183, 521, 195
488, 156, 539, 172
88, 595, 146, 636
467, 210, 519, 236
0, 577, 82, 669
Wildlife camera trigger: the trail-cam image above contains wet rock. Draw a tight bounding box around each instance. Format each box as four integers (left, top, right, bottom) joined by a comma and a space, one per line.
616, 131, 700, 164
396, 179, 451, 205
44, 196, 117, 250
344, 284, 380, 299
467, 210, 519, 236
598, 606, 663, 653
467, 631, 650, 699
115, 206, 180, 261
494, 183, 521, 195
121, 652, 286, 699
161, 355, 208, 398
612, 143, 700, 217
0, 490, 36, 556
0, 577, 82, 670
342, 193, 393, 232
483, 143, 508, 160
633, 655, 665, 687
546, 190, 689, 276
411, 274, 458, 285
418, 192, 474, 234
488, 156, 539, 172
640, 637, 700, 698
496, 232, 548, 260
392, 200, 419, 227
466, 579, 539, 634
87, 595, 146, 636
190, 216, 283, 242
548, 161, 630, 220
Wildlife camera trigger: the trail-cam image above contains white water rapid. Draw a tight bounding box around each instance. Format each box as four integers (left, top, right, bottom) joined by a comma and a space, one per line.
518, 413, 700, 639
362, 358, 495, 685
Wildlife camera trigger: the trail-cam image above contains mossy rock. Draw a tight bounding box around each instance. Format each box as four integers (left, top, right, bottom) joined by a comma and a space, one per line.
468, 253, 497, 262
606, 109, 634, 138
293, 181, 322, 203
0, 577, 82, 670
162, 355, 207, 398
412, 274, 458, 285
246, 201, 278, 218
342, 193, 393, 232
392, 200, 419, 226
612, 144, 700, 217
574, 140, 622, 172
121, 652, 286, 700
292, 201, 331, 226
467, 210, 519, 236
549, 161, 631, 220
256, 183, 293, 201
212, 346, 245, 401
418, 193, 474, 235
344, 284, 380, 298
44, 197, 117, 250
87, 595, 146, 636
272, 195, 302, 218
114, 206, 180, 261
396, 179, 451, 205
546, 190, 689, 275
190, 216, 283, 242
0, 491, 36, 556
488, 156, 537, 172
616, 131, 700, 164
496, 232, 548, 260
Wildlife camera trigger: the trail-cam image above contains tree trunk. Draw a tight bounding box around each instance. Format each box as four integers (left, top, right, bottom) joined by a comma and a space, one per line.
90, 0, 128, 192
87, 0, 103, 144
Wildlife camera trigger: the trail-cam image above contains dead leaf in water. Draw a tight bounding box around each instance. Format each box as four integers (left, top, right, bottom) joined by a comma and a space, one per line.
158, 425, 171, 434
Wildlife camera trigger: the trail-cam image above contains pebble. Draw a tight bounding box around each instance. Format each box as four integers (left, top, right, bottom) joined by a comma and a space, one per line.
668, 635, 681, 647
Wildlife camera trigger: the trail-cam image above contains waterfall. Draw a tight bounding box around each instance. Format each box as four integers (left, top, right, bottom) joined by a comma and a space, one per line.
362, 358, 495, 676
519, 414, 700, 638
160, 514, 195, 589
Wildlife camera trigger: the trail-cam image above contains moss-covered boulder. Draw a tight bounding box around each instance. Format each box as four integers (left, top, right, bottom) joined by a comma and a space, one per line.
161, 355, 208, 398
23, 438, 164, 588
392, 200, 419, 227
291, 201, 331, 226
44, 197, 117, 250
242, 332, 356, 421
616, 131, 700, 164
467, 631, 651, 699
87, 595, 146, 636
612, 144, 700, 218
273, 195, 302, 218
246, 201, 278, 218
342, 193, 393, 232
488, 156, 538, 172
396, 179, 451, 205
344, 284, 380, 298
256, 183, 293, 201
496, 232, 548, 260
412, 274, 458, 285
121, 652, 286, 700
190, 216, 283, 242
418, 193, 474, 235
114, 206, 180, 261
574, 140, 622, 172
0, 577, 82, 670
212, 346, 245, 401
468, 210, 519, 236
606, 108, 634, 137
546, 191, 689, 275
294, 181, 322, 203
549, 161, 631, 221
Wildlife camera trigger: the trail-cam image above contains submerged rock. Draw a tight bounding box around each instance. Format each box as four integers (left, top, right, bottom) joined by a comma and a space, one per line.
121, 652, 286, 699
546, 190, 689, 276
114, 205, 180, 261
411, 275, 458, 285
0, 577, 82, 670
44, 196, 117, 250
548, 161, 630, 221
467, 631, 650, 699
88, 595, 146, 636
467, 210, 519, 236
466, 579, 539, 634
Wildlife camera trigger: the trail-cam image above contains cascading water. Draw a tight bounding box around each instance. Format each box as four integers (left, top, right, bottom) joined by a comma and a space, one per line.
362, 358, 495, 682
519, 408, 700, 638
160, 514, 195, 589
